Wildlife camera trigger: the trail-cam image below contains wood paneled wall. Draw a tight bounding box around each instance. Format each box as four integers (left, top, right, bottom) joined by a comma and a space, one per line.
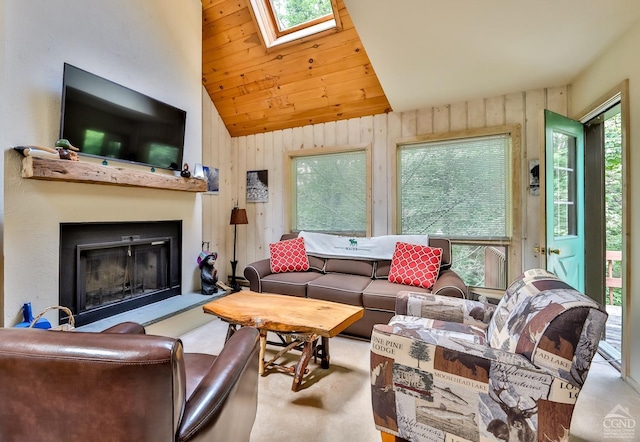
202, 87, 233, 276
202, 0, 391, 137
203, 86, 569, 281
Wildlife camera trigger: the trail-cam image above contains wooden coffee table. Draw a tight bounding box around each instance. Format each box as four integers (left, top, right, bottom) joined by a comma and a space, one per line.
202, 291, 364, 391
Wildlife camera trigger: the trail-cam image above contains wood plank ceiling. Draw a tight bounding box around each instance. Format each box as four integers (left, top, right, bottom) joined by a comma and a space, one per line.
201, 0, 391, 137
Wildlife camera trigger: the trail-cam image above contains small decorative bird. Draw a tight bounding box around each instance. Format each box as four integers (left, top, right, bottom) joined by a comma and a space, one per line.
181, 163, 191, 178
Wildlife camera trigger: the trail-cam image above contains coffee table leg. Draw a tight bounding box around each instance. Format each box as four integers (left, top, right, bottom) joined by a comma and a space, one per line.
317, 336, 330, 369
259, 330, 267, 375
225, 323, 237, 343
292, 336, 316, 392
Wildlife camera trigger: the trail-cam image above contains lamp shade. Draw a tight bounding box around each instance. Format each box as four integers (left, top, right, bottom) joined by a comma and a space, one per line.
230, 207, 248, 225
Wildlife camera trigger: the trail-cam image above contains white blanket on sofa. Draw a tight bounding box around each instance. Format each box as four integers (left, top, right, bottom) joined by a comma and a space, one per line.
298, 231, 429, 260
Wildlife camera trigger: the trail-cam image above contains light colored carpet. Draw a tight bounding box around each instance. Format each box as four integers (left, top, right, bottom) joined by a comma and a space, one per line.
179, 318, 640, 442
179, 317, 380, 442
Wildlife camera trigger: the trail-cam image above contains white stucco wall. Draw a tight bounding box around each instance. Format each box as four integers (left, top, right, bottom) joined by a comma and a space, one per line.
2, 0, 203, 326
570, 17, 640, 388
0, 0, 6, 323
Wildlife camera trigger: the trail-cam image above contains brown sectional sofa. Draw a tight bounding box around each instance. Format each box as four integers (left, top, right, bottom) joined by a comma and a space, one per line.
244, 234, 468, 339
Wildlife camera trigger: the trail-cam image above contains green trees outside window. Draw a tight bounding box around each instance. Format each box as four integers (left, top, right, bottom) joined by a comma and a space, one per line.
398, 134, 511, 289
292, 149, 367, 235
270, 0, 333, 31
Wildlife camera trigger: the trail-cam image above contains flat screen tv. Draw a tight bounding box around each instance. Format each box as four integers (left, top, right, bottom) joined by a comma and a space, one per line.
60, 63, 186, 171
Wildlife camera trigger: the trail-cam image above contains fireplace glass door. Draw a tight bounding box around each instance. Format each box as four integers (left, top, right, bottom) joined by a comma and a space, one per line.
77, 238, 169, 312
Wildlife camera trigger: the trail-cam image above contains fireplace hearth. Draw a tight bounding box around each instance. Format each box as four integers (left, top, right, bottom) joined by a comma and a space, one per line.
60, 221, 182, 326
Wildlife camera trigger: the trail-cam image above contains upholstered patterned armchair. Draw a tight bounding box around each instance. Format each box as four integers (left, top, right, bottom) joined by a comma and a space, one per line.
371, 269, 608, 442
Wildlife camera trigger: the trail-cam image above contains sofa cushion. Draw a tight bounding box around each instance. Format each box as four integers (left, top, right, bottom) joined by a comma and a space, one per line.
324, 258, 374, 278
375, 238, 452, 278
308, 255, 326, 272
427, 237, 452, 270
363, 280, 430, 311
343, 309, 392, 339
269, 237, 310, 273
388, 242, 442, 289
307, 273, 369, 306
374, 260, 392, 279
261, 271, 322, 298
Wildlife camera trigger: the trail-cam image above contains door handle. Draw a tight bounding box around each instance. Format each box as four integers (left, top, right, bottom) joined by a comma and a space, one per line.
548, 248, 560, 255
534, 246, 546, 254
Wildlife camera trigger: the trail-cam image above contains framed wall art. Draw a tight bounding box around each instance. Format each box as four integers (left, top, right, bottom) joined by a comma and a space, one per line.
246, 170, 268, 202
202, 166, 219, 193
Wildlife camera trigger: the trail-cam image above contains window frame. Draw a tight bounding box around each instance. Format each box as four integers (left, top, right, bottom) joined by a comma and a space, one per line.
248, 0, 342, 50
285, 144, 372, 236
393, 125, 523, 284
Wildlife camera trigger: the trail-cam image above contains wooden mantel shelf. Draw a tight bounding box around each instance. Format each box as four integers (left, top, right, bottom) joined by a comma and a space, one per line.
21, 156, 207, 192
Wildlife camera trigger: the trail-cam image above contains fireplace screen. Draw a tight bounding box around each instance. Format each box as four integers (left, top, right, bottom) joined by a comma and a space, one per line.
59, 221, 182, 327
78, 239, 169, 311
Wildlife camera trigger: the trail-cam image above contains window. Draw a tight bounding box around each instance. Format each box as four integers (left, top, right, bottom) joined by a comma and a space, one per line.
249, 0, 341, 49
551, 132, 577, 237
287, 146, 371, 235
397, 126, 521, 289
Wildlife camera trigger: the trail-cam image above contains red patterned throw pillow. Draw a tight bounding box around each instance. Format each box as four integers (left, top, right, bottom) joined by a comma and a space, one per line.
269, 237, 310, 273
388, 242, 442, 289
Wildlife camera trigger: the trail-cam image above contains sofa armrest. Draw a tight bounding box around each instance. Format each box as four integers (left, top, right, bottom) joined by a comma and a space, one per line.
431, 268, 468, 298
395, 291, 495, 327
244, 259, 273, 292
177, 326, 260, 442
100, 321, 146, 334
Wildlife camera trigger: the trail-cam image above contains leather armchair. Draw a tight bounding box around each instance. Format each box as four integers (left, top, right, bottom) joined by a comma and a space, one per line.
0, 322, 260, 442
371, 269, 608, 442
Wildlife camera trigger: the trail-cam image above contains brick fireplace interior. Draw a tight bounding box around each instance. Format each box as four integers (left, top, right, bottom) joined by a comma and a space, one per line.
59, 221, 182, 326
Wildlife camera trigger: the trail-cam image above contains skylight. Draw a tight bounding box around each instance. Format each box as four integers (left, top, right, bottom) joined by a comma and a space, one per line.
249, 0, 341, 49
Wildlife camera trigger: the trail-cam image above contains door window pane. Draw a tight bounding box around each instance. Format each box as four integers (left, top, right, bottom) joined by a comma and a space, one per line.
552, 132, 577, 237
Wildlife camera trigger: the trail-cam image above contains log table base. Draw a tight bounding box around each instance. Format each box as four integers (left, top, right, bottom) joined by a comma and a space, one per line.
227, 324, 330, 390
203, 291, 363, 392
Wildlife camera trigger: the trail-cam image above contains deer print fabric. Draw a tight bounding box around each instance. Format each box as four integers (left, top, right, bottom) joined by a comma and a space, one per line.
371, 269, 607, 442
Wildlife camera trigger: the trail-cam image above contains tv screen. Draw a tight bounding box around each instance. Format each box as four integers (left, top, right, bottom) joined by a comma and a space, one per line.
60, 63, 186, 171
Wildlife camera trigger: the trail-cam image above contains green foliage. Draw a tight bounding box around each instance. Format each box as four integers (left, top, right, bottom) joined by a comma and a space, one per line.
551, 132, 575, 236
399, 135, 509, 289
271, 0, 332, 30
605, 113, 623, 253
294, 151, 366, 233
605, 112, 623, 306
451, 245, 487, 287
399, 136, 508, 237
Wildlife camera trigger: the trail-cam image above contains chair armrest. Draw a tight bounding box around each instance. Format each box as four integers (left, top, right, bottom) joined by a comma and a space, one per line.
395, 291, 495, 328
375, 321, 536, 368
371, 323, 576, 442
243, 259, 273, 292
177, 326, 260, 442
431, 268, 468, 298
100, 322, 146, 334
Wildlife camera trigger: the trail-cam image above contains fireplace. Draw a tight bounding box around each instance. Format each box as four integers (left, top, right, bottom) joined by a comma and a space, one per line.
60, 221, 182, 326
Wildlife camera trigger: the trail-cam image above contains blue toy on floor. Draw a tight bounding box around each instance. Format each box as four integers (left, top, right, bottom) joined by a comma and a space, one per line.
14, 302, 51, 329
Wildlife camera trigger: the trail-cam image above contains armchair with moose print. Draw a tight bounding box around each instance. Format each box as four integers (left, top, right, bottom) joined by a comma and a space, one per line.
370, 268, 608, 442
